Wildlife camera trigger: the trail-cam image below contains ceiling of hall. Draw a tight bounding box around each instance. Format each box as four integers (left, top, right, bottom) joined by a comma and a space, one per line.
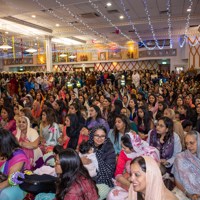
0, 0, 200, 49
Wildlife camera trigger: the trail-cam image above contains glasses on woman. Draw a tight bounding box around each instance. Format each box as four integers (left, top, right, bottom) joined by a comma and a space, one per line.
94, 134, 106, 139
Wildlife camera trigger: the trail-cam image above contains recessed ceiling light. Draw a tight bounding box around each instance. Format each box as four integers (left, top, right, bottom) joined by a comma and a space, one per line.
119, 15, 124, 19
32, 15, 36, 18
56, 24, 60, 27
187, 8, 191, 12
106, 2, 112, 7
35, 43, 37, 45
5, 31, 9, 34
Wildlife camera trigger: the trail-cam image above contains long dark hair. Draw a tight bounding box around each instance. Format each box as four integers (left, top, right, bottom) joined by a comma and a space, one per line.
157, 116, 174, 142
113, 114, 131, 144
66, 114, 83, 149
56, 149, 98, 200
155, 102, 168, 120
2, 107, 14, 121
137, 106, 153, 134
121, 134, 133, 151
87, 105, 102, 123
44, 108, 56, 126
70, 103, 85, 125
148, 94, 157, 106
0, 128, 20, 159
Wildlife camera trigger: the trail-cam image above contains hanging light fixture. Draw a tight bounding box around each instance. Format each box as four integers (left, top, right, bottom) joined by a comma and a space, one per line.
0, 44, 12, 50
25, 40, 38, 53
0, 34, 12, 50
59, 53, 67, 57
25, 47, 37, 53
69, 55, 76, 59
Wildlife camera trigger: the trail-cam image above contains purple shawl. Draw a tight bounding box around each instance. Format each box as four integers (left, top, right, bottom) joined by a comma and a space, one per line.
3, 149, 30, 175
149, 129, 174, 160
172, 132, 200, 194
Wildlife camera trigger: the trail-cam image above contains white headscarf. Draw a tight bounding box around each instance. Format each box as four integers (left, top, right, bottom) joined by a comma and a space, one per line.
128, 156, 164, 200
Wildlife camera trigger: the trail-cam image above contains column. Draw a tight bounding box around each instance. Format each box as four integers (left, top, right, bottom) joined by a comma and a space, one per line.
45, 35, 52, 72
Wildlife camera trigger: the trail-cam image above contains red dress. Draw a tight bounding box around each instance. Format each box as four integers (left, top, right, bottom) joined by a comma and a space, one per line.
64, 176, 98, 200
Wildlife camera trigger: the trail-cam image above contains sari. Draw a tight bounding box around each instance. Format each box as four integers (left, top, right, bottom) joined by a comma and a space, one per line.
172, 132, 200, 195
0, 119, 16, 132
15, 117, 43, 167
0, 149, 30, 200
107, 133, 160, 200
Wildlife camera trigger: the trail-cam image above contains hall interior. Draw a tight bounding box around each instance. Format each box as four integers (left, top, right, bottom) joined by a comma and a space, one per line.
0, 0, 200, 73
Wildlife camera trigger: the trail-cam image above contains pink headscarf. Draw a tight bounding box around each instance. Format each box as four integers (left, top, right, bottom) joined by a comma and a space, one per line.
125, 132, 160, 162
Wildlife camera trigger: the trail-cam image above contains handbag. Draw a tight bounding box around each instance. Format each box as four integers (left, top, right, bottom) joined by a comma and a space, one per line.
19, 174, 57, 194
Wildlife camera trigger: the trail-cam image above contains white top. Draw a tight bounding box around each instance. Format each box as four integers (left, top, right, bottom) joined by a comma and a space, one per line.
79, 152, 98, 177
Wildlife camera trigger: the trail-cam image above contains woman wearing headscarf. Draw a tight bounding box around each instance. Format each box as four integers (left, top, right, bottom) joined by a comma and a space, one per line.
81, 125, 116, 200
107, 132, 159, 200
14, 116, 43, 168
128, 156, 178, 200
172, 131, 200, 200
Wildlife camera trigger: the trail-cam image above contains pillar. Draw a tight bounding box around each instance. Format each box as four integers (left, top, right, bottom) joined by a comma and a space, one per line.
45, 35, 52, 72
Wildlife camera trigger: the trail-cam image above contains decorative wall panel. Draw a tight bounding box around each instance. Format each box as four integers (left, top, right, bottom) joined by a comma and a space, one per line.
95, 60, 159, 71
188, 37, 200, 69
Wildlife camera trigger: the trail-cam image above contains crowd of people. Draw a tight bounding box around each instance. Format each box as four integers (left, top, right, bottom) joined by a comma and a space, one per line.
0, 68, 199, 200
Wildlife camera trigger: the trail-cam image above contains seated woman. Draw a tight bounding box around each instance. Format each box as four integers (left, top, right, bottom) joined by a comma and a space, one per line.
147, 116, 182, 169
52, 99, 67, 125
31, 100, 42, 122
19, 107, 34, 127
120, 107, 138, 134
147, 94, 158, 114
14, 116, 43, 168
172, 131, 200, 200
102, 97, 111, 120
0, 128, 30, 200
107, 133, 159, 200
86, 105, 110, 133
81, 125, 116, 200
108, 114, 132, 154
61, 114, 83, 150
78, 105, 110, 146
108, 114, 138, 154
55, 148, 99, 200
164, 108, 185, 149
136, 106, 154, 140
40, 108, 61, 153
68, 103, 85, 126
0, 107, 16, 132
127, 98, 138, 122
128, 156, 178, 200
